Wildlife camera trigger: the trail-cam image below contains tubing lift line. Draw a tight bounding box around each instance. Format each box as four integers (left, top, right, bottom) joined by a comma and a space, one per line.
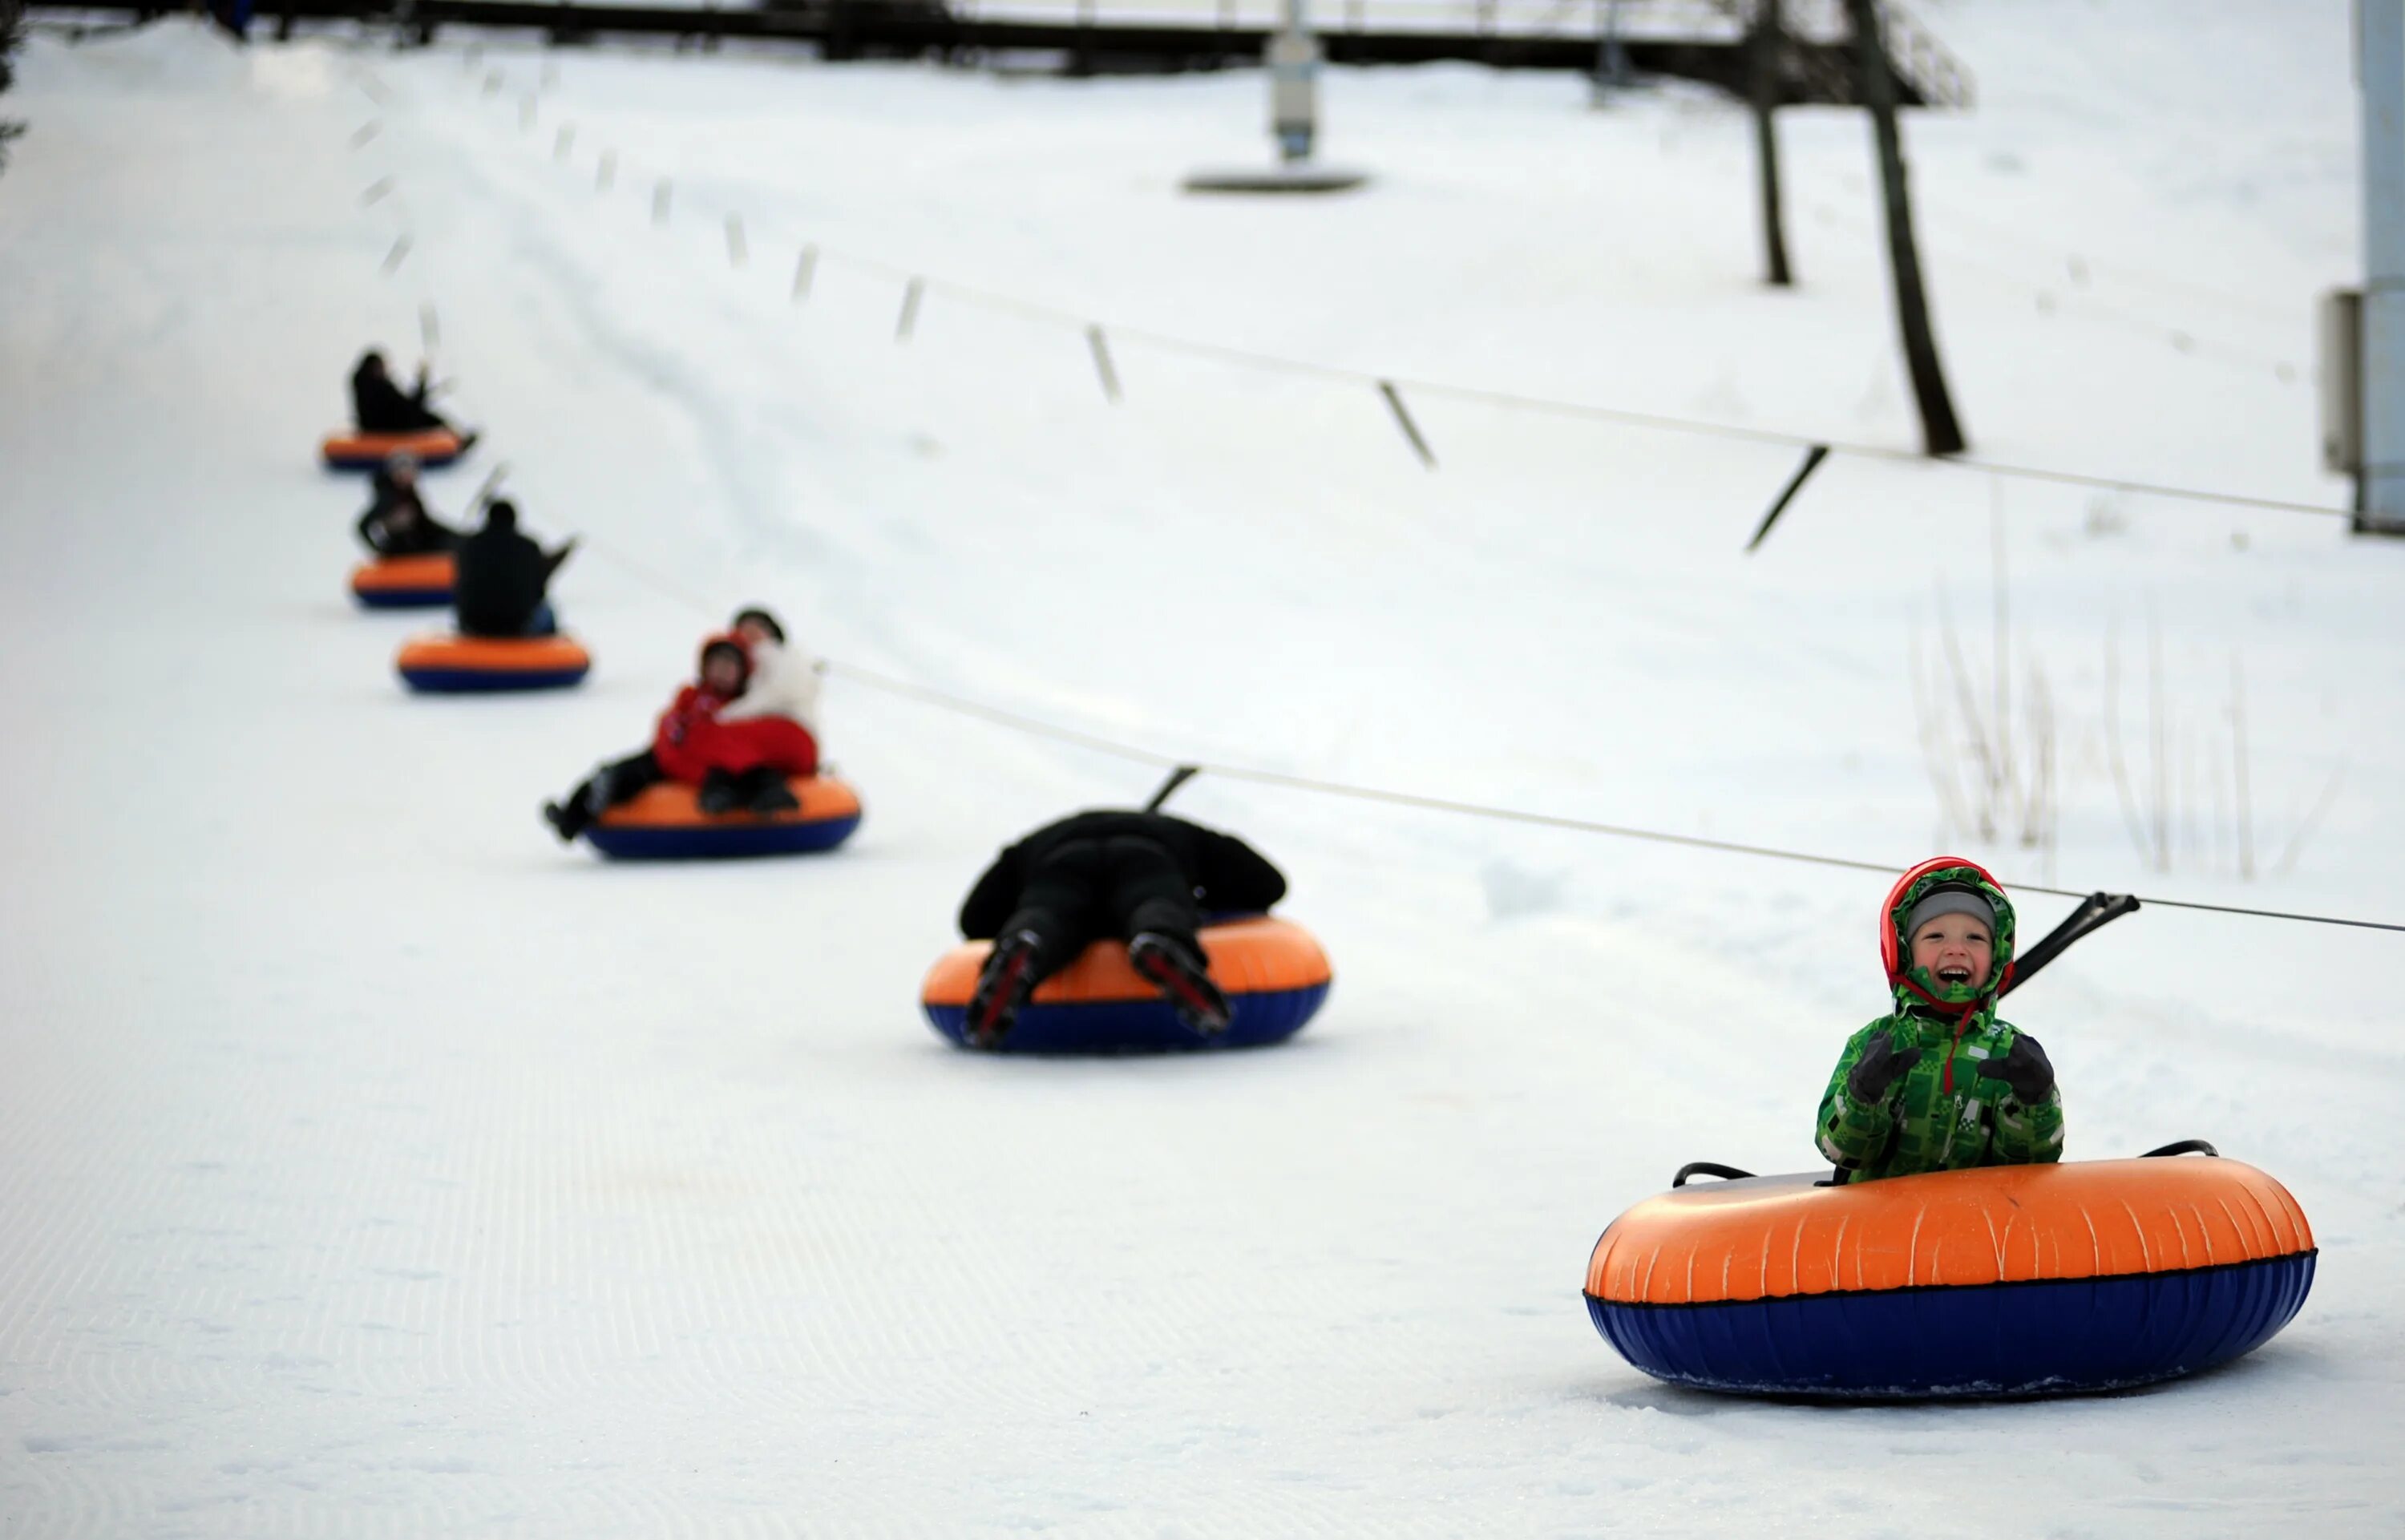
452, 61, 2350, 526
570, 539, 2405, 937
819, 650, 2405, 935
982, 280, 2344, 517
782, 260, 2350, 522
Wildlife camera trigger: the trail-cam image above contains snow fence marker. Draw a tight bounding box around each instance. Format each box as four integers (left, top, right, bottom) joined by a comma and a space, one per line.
596, 149, 616, 192
360, 175, 395, 207
381, 235, 411, 276
555, 124, 576, 161
519, 95, 537, 132
1379, 380, 1437, 470
1087, 325, 1122, 403
420, 302, 440, 351
1745, 443, 1830, 552
653, 180, 672, 228
896, 278, 924, 342
792, 245, 819, 301
726, 215, 747, 269
349, 121, 381, 150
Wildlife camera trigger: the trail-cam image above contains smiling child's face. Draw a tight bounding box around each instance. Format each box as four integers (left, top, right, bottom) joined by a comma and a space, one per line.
1910, 915, 1994, 991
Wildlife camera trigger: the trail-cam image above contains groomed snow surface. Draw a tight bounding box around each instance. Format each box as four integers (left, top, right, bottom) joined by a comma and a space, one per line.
3, 2, 2403, 1533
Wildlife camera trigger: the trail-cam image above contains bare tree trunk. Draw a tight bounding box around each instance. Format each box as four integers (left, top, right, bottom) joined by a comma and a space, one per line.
1748, 0, 1793, 286
1845, 0, 1965, 455
0, 0, 22, 177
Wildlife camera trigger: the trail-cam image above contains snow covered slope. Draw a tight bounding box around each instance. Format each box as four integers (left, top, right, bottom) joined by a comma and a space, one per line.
2, 6, 2400, 1533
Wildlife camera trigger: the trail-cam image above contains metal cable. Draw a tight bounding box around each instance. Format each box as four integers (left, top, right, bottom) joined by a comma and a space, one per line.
581, 534, 2401, 934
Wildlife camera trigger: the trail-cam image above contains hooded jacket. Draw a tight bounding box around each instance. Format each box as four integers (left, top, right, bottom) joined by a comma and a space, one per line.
1815, 859, 2066, 1182
655, 637, 750, 750
649, 637, 819, 785
957, 810, 1287, 939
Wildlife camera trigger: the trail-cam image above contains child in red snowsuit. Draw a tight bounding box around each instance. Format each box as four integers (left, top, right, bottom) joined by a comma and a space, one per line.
653, 635, 819, 815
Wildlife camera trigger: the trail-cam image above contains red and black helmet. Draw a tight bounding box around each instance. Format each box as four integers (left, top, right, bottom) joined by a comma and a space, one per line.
1879, 855, 2017, 1007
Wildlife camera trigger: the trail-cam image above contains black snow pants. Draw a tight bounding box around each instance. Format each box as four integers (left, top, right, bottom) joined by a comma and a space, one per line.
554, 749, 664, 837
1002, 835, 1202, 984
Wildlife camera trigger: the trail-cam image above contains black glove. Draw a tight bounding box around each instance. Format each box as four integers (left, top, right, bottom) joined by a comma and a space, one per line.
1977, 1033, 2056, 1104
1846, 1030, 1922, 1105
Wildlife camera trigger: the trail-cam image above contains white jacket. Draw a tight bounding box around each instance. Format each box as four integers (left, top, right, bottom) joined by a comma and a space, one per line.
720, 637, 823, 735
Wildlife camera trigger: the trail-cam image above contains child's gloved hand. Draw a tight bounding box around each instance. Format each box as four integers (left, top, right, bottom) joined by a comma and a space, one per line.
1976, 1033, 2056, 1103
1847, 1031, 1922, 1104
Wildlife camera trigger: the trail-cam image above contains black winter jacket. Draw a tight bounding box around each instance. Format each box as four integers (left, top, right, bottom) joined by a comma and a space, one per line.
350, 360, 446, 434
355, 473, 461, 556
453, 525, 571, 636
958, 810, 1287, 938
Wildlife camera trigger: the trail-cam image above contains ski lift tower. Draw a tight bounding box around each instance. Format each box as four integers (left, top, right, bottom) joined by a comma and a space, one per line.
1183, 0, 1368, 194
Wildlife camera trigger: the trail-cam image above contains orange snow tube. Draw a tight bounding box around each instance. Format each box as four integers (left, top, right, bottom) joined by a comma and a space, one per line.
1584, 1153, 2315, 1397
395, 633, 591, 693
584, 777, 864, 859
321, 428, 464, 471
920, 915, 1332, 1053
349, 553, 455, 609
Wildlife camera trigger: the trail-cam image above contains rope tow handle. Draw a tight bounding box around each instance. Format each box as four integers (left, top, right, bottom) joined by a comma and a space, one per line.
1143, 765, 1201, 813
2005, 891, 2141, 997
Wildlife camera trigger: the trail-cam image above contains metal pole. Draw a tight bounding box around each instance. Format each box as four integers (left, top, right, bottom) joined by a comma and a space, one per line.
1268, 0, 1318, 164
1591, 0, 1607, 99
2361, 0, 2405, 530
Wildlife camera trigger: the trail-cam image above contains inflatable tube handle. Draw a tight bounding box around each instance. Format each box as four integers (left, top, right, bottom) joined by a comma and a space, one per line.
2139, 1139, 2221, 1158
1671, 1161, 1758, 1188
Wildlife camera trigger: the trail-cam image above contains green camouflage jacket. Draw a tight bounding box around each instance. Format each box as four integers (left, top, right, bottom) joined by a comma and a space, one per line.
1815, 863, 2066, 1182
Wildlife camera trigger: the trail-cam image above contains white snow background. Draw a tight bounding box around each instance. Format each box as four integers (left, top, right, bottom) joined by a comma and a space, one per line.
2, 1, 2401, 1533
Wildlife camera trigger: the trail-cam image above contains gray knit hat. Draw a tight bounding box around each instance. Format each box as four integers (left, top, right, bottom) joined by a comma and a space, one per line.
1905, 884, 1996, 940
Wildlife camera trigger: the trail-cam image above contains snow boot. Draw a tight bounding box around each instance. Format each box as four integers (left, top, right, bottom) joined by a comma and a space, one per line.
543, 798, 588, 843
745, 769, 800, 815
1129, 932, 1231, 1035
964, 929, 1044, 1049
696, 769, 744, 817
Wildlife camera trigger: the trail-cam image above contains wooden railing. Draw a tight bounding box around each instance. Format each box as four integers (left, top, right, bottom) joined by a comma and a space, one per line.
26, 0, 1970, 103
